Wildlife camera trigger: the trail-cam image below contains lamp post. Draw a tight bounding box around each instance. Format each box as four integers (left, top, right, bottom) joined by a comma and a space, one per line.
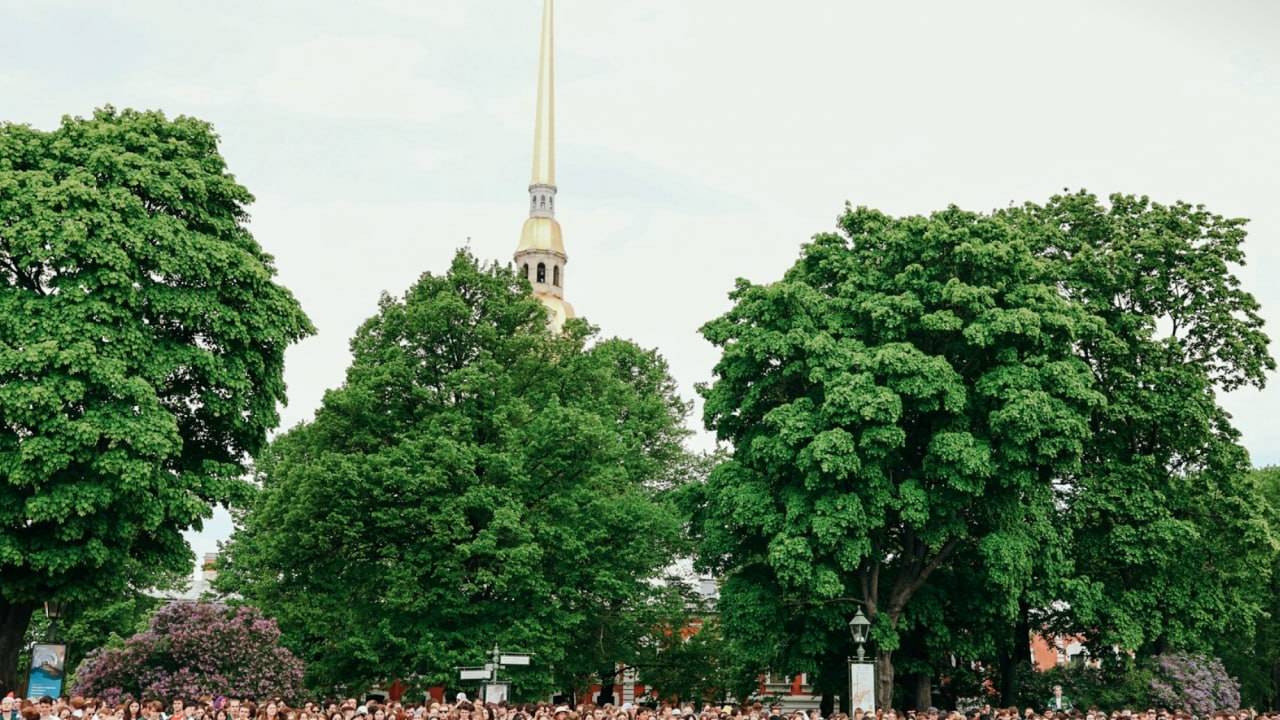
848, 609, 870, 663
847, 608, 876, 713
43, 601, 64, 643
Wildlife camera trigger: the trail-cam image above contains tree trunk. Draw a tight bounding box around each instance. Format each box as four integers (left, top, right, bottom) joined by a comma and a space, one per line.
0, 598, 37, 696
997, 603, 1031, 705
996, 638, 1014, 707
820, 689, 835, 717
816, 652, 843, 716
1012, 603, 1031, 704
876, 650, 895, 712
1270, 657, 1279, 711
910, 672, 931, 712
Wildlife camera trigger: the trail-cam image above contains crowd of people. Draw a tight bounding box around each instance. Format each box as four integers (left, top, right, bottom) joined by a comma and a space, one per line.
3, 692, 1277, 720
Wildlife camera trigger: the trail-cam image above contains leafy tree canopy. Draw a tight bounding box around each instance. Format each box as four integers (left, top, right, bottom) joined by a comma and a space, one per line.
0, 107, 313, 693
696, 202, 1104, 703
219, 251, 696, 698
1020, 193, 1276, 655
692, 193, 1273, 707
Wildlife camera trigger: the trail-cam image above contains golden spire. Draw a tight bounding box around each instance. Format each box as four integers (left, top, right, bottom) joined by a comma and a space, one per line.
530, 0, 555, 187
516, 0, 573, 332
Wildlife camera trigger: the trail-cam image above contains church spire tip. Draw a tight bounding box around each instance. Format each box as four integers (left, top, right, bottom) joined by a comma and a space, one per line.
530, 0, 555, 188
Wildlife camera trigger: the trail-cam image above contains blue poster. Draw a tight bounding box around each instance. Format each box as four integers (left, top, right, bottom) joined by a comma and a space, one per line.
27, 644, 66, 699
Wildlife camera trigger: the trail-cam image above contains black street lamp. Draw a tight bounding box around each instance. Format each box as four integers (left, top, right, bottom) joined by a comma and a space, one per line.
43, 601, 64, 643
848, 609, 870, 663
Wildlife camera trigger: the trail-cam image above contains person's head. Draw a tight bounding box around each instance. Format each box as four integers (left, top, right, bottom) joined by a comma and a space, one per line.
3, 697, 16, 714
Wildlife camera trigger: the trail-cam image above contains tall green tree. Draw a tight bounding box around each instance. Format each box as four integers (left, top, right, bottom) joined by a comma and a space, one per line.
219, 251, 694, 698
694, 205, 1103, 705
0, 107, 313, 693
1017, 193, 1276, 655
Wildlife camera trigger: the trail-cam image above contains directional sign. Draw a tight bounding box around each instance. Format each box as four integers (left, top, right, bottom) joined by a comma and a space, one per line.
499, 655, 531, 666
459, 669, 492, 680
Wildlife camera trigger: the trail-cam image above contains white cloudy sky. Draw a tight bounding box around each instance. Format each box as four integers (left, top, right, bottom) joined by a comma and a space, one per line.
3, 0, 1279, 565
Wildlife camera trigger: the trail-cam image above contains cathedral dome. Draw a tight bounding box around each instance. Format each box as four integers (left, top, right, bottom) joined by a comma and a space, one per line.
518, 216, 565, 255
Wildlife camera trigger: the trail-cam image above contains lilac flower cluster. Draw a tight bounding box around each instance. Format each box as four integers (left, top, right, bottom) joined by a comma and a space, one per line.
1147, 653, 1240, 716
72, 602, 306, 701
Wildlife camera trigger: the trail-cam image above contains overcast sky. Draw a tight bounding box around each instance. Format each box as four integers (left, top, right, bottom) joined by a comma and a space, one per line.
3, 0, 1278, 567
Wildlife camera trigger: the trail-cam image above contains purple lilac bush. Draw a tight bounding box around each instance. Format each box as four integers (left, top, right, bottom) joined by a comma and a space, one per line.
1148, 652, 1241, 715
73, 603, 305, 701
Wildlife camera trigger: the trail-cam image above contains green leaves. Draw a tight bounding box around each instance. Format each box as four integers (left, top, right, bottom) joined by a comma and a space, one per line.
1018, 191, 1278, 656
0, 107, 312, 689
694, 193, 1273, 703
221, 251, 695, 697
696, 204, 1102, 696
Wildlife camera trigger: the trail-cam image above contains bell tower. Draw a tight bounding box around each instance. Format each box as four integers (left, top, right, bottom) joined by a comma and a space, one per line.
515, 0, 574, 331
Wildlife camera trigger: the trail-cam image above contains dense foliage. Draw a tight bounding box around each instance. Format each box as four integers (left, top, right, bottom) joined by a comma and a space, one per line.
693, 192, 1274, 709
1217, 466, 1280, 710
219, 251, 695, 698
0, 107, 313, 693
1027, 195, 1276, 656
72, 603, 305, 703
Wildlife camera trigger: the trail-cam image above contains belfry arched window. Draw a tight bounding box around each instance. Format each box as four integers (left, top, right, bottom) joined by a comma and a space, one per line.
536, 262, 546, 283
553, 265, 560, 287
522, 263, 529, 282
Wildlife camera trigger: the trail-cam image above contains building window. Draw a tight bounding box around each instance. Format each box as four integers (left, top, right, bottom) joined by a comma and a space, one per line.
522, 263, 529, 281
537, 263, 546, 283
553, 265, 560, 286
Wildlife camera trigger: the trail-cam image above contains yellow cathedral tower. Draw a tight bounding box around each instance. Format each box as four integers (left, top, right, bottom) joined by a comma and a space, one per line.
515, 0, 574, 332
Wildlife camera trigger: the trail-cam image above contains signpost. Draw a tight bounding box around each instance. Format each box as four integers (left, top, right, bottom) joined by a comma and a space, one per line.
848, 661, 876, 713
27, 643, 67, 699
457, 645, 531, 702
